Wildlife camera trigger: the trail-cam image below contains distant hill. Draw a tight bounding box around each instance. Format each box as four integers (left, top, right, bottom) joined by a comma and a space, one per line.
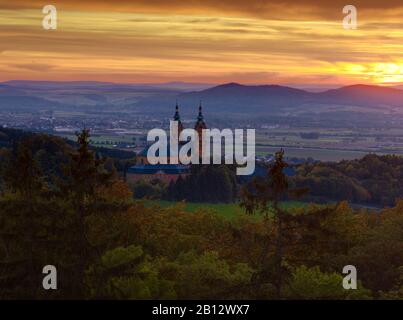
176, 82, 311, 113
0, 95, 66, 111
2, 80, 212, 92
2, 80, 403, 115
0, 80, 186, 110
315, 85, 403, 108
3, 80, 117, 89
150, 83, 403, 114
0, 84, 26, 95
0, 81, 213, 110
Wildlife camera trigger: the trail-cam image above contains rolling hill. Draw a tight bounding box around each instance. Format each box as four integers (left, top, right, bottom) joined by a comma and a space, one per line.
315, 84, 403, 108
139, 82, 403, 115
1, 80, 403, 116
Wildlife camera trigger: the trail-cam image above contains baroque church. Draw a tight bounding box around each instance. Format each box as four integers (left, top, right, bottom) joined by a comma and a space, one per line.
127, 103, 207, 183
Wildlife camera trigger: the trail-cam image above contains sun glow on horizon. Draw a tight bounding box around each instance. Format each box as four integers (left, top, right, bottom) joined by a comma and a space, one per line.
339, 62, 403, 85
370, 63, 403, 84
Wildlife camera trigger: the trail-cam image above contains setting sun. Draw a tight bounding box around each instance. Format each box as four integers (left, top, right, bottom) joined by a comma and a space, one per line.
370, 63, 403, 83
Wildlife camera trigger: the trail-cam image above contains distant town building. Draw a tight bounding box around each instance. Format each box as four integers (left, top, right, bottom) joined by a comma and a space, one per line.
127, 102, 208, 183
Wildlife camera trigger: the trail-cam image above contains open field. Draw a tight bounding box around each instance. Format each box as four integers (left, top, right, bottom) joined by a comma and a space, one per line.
256, 126, 403, 161
145, 200, 310, 220
256, 146, 374, 161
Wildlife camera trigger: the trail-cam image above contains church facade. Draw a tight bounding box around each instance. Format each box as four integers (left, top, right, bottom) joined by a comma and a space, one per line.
127, 103, 207, 184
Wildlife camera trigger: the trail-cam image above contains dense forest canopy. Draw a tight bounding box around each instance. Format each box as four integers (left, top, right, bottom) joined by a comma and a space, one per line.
292, 154, 403, 206
0, 128, 402, 299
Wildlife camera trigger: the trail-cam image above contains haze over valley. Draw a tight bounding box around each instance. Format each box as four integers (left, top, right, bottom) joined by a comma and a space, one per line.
1, 80, 403, 161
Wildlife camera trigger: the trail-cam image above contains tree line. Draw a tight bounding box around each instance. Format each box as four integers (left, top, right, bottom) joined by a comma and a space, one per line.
292, 154, 403, 206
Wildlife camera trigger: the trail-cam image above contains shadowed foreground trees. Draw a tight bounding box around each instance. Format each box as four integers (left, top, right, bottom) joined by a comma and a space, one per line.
0, 130, 131, 298
240, 149, 309, 297
0, 134, 402, 299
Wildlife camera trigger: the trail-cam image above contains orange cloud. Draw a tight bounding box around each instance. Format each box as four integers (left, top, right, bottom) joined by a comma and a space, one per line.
3, 0, 403, 19
1, 2, 403, 85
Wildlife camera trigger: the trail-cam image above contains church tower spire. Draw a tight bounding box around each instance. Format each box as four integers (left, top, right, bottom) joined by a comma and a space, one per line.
174, 100, 180, 120
173, 100, 184, 132
195, 101, 205, 127
194, 101, 207, 157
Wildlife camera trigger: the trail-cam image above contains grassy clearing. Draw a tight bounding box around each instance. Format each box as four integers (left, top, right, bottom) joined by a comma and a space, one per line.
145, 200, 309, 220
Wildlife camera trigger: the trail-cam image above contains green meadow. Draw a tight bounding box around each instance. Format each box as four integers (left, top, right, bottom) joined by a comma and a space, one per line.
145, 200, 310, 220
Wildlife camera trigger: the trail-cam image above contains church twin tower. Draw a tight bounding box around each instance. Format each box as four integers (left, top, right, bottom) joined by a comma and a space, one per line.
173, 101, 207, 155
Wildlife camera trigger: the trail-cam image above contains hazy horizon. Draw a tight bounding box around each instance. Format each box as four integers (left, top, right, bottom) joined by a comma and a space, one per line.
2, 79, 403, 93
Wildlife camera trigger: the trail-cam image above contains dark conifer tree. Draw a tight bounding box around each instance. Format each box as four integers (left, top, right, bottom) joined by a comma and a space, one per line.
0, 141, 46, 298
57, 129, 114, 298
240, 149, 307, 298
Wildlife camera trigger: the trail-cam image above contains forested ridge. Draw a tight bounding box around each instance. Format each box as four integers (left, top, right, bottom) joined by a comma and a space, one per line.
0, 129, 402, 299
292, 154, 403, 206
2, 127, 401, 207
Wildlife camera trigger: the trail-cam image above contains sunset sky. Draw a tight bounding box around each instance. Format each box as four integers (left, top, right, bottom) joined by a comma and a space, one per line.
1, 0, 403, 86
